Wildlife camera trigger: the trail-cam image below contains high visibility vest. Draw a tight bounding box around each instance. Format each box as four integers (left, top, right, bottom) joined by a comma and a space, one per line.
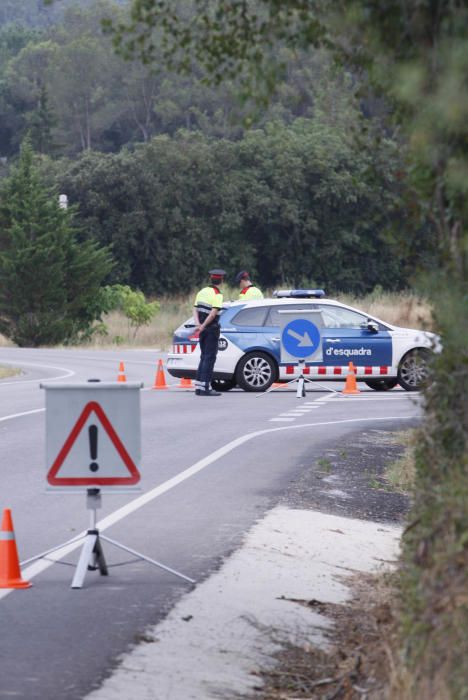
194, 285, 223, 324
238, 285, 264, 301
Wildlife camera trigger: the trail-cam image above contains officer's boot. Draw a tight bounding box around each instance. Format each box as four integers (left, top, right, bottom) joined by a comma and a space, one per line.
197, 381, 221, 396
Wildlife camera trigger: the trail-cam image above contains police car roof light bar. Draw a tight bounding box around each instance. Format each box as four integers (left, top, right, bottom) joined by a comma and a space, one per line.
273, 289, 326, 299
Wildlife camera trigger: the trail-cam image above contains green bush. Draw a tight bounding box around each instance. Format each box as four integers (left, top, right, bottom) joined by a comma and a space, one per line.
102, 284, 160, 339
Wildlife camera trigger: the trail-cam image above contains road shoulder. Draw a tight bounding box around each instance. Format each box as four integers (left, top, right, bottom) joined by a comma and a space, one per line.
85, 507, 401, 700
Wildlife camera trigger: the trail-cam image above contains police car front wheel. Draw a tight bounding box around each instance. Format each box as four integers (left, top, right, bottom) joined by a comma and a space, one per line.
236, 352, 277, 392
398, 349, 431, 391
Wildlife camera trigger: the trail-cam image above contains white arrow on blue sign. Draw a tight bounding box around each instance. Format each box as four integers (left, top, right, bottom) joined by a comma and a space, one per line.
281, 319, 321, 359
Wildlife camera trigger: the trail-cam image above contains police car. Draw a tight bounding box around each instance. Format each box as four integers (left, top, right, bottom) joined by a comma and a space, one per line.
167, 290, 438, 392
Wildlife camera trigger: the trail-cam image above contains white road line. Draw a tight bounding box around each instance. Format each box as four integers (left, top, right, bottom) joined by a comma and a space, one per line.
22, 353, 161, 367
328, 396, 419, 402
0, 408, 44, 423
0, 361, 75, 386
0, 413, 419, 601
269, 417, 296, 422
280, 411, 310, 416
270, 391, 335, 422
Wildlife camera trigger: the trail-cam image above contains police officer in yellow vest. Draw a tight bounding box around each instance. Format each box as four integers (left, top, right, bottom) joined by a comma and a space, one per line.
193, 269, 226, 396
236, 271, 264, 301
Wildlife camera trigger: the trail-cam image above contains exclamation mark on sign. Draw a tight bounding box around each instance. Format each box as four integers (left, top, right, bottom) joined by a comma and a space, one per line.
89, 424, 99, 472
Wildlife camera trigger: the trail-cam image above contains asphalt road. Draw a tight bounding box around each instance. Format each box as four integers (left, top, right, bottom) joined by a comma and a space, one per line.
0, 348, 423, 700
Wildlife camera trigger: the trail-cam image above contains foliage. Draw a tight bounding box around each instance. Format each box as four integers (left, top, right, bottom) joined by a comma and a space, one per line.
108, 1, 466, 270
397, 276, 467, 699
39, 116, 416, 296
105, 0, 329, 101
0, 140, 114, 346
101, 284, 160, 338
0, 2, 404, 157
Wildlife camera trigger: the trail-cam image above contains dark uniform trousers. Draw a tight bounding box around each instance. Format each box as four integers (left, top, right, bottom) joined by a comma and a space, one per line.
196, 323, 220, 390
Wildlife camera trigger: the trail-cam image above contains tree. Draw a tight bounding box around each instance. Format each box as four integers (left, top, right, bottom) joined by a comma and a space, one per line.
42, 115, 407, 296
0, 140, 114, 346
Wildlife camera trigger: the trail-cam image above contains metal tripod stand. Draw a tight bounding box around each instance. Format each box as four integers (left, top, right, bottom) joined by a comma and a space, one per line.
261, 360, 338, 398
22, 489, 195, 589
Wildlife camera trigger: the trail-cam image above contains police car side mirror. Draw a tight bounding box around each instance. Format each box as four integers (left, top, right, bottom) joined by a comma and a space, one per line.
367, 320, 379, 333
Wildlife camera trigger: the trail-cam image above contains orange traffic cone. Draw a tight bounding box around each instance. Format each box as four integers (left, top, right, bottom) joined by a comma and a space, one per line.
152, 359, 168, 390
177, 377, 193, 389
0, 509, 32, 589
117, 361, 126, 383
342, 362, 360, 395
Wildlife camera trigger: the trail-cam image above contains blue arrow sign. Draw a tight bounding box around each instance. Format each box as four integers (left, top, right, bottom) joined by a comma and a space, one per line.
281, 319, 321, 359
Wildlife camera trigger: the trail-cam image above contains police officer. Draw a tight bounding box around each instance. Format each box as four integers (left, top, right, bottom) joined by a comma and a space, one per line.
193, 269, 226, 396
235, 271, 264, 301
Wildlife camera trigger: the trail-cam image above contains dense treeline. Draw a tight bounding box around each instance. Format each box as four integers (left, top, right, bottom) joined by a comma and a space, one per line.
0, 0, 431, 297
0, 1, 382, 157
0, 0, 436, 298
40, 117, 416, 295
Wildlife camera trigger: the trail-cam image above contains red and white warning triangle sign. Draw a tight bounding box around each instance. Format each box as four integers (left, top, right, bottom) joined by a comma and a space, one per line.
47, 401, 140, 486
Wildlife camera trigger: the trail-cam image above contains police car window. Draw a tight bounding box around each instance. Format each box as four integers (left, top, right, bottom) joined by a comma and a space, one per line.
231, 307, 268, 326
265, 304, 323, 326
318, 305, 367, 329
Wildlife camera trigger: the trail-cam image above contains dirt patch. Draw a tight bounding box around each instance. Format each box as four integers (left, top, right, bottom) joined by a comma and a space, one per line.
253, 571, 397, 700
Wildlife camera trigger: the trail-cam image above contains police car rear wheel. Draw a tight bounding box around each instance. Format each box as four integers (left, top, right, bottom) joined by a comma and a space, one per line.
398, 349, 430, 391
211, 378, 236, 392
236, 352, 277, 392
365, 379, 398, 391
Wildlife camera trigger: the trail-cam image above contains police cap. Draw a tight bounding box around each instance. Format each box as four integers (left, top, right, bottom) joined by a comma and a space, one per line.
209, 268, 226, 281
235, 270, 250, 284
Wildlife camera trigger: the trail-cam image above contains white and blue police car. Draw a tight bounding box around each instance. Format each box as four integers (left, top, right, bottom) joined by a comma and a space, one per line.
167, 290, 438, 392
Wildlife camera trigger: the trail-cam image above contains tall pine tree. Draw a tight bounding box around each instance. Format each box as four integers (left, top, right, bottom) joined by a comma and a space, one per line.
0, 140, 113, 346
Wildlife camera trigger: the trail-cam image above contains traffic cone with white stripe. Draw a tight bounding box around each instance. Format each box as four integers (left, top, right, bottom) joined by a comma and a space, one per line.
0, 509, 32, 589
117, 361, 126, 383
152, 359, 168, 390
342, 362, 360, 395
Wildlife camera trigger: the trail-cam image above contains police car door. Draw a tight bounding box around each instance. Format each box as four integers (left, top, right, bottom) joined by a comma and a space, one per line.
318, 304, 392, 369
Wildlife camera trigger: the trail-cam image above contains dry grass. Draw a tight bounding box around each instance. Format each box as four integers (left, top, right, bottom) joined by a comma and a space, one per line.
0, 365, 21, 379
336, 291, 432, 329
90, 292, 195, 349
257, 570, 400, 700
384, 430, 417, 493
0, 290, 432, 349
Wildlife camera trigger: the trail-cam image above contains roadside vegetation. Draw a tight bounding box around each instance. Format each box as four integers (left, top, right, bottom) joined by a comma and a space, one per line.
0, 289, 432, 350
384, 431, 417, 494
